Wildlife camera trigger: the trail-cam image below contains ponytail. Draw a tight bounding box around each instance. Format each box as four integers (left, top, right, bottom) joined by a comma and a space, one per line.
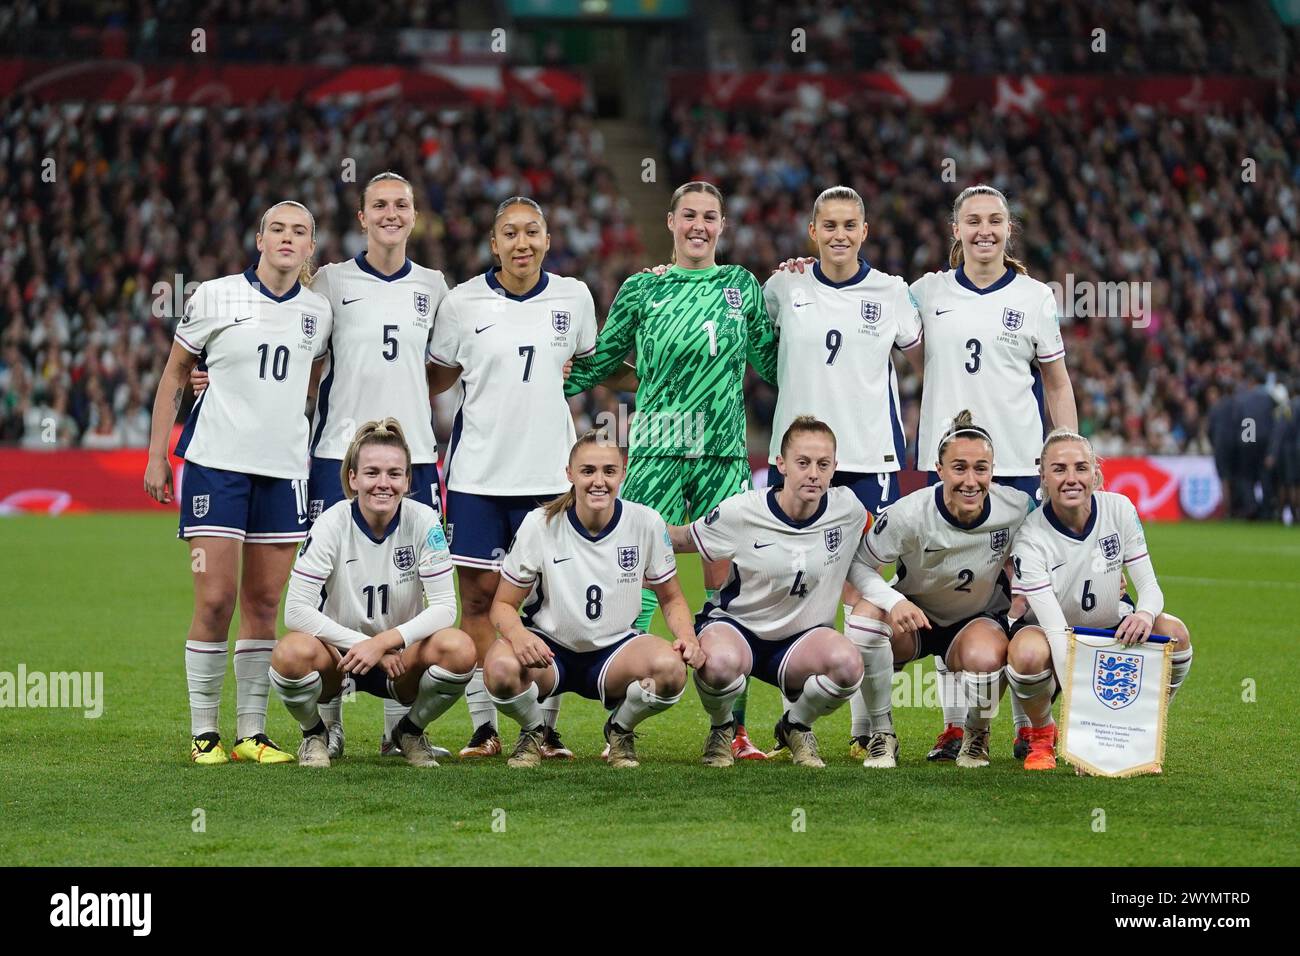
937, 409, 995, 466
542, 428, 617, 522
948, 184, 1028, 275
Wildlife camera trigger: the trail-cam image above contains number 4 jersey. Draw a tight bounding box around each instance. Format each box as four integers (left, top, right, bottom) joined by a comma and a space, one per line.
691, 486, 868, 641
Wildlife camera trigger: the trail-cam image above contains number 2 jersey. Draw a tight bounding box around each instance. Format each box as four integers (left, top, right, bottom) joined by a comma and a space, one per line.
499, 499, 677, 653
850, 483, 1033, 626
911, 266, 1065, 476
174, 269, 332, 479
691, 486, 868, 641
285, 498, 455, 651
1010, 490, 1163, 636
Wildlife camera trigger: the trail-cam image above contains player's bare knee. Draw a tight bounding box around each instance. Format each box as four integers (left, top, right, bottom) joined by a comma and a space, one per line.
1008, 631, 1049, 673
1159, 614, 1190, 651
192, 592, 236, 634
434, 629, 477, 673
825, 644, 864, 686
271, 633, 316, 676
698, 651, 743, 688
647, 651, 686, 695
890, 632, 915, 666
483, 653, 525, 697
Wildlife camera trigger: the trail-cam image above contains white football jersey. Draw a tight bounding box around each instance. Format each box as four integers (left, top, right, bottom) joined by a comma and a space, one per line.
852, 483, 1032, 626
175, 269, 332, 479
692, 486, 868, 641
500, 500, 677, 652
764, 261, 922, 473
289, 498, 453, 649
1010, 491, 1155, 629
309, 256, 449, 463
911, 267, 1065, 476
428, 270, 598, 495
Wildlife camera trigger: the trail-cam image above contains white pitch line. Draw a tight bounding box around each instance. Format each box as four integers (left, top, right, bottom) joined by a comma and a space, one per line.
1163, 575, 1300, 590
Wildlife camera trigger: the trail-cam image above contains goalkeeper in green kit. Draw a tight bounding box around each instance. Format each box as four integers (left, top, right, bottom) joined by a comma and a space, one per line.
565, 181, 779, 759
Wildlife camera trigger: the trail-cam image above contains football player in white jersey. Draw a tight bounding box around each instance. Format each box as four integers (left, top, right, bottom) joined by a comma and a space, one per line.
671, 417, 868, 768
485, 430, 704, 768
847, 411, 1033, 768
760, 186, 924, 759
910, 184, 1079, 761
1005, 429, 1194, 770
190, 173, 455, 761
268, 420, 477, 767
427, 196, 598, 760
144, 200, 332, 766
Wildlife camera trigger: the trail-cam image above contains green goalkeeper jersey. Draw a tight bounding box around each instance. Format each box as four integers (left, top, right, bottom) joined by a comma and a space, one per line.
566, 264, 778, 459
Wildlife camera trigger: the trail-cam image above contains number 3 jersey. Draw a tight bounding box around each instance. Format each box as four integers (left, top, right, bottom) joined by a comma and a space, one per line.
850, 483, 1032, 626
910, 267, 1065, 476
691, 486, 868, 642
174, 270, 333, 479
285, 498, 455, 650
499, 500, 677, 653
1009, 490, 1164, 634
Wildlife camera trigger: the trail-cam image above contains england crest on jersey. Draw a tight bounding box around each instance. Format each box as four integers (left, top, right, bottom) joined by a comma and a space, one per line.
301, 313, 319, 338
414, 292, 430, 317
192, 494, 209, 519
1093, 650, 1142, 710
824, 527, 842, 553
723, 287, 742, 309
861, 300, 880, 324
551, 310, 571, 334
1099, 533, 1121, 561
990, 528, 1009, 552
618, 546, 640, 571
393, 546, 416, 572
1001, 308, 1024, 331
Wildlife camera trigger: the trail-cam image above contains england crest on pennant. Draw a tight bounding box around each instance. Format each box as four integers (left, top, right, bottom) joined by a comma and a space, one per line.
618, 546, 640, 571
824, 527, 842, 553
1092, 650, 1142, 710
393, 546, 416, 572
1099, 533, 1121, 561
551, 310, 571, 333
1001, 308, 1024, 332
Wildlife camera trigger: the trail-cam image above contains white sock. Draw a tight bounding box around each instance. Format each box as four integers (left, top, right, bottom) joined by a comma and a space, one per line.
935, 655, 966, 726
408, 665, 473, 731
1169, 645, 1193, 702
487, 682, 543, 731
842, 603, 854, 629
465, 666, 498, 732
847, 614, 894, 735
185, 640, 227, 736
788, 672, 862, 728
694, 672, 745, 728
1009, 691, 1031, 730
382, 698, 407, 740
540, 693, 561, 730
1005, 664, 1056, 728
962, 668, 1006, 732
612, 679, 683, 730
319, 696, 342, 729
233, 639, 277, 739
269, 667, 324, 731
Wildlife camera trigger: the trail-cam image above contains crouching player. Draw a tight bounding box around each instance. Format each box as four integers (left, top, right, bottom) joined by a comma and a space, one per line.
847, 411, 1032, 768
486, 431, 704, 768
671, 417, 866, 768
269, 419, 476, 767
1006, 429, 1194, 770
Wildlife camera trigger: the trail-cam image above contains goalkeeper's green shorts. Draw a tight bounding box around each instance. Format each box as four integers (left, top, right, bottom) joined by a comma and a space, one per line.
620, 454, 751, 526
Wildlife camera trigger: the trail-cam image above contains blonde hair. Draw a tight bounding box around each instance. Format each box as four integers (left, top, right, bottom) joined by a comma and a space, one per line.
1038, 428, 1102, 494
340, 418, 412, 500
811, 185, 865, 221
668, 182, 725, 265
543, 429, 619, 522
259, 200, 317, 287
779, 415, 837, 457
948, 184, 1028, 276
937, 409, 994, 466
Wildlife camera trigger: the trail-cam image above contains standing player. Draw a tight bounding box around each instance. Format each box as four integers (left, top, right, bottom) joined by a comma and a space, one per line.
910, 184, 1078, 761
1006, 429, 1194, 770
269, 419, 477, 767
761, 186, 923, 758
428, 196, 598, 759
847, 412, 1033, 768
484, 430, 704, 767
670, 417, 866, 768
565, 181, 779, 759
144, 200, 332, 765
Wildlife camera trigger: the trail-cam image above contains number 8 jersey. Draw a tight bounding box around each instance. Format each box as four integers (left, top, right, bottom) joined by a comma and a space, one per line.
174, 269, 333, 479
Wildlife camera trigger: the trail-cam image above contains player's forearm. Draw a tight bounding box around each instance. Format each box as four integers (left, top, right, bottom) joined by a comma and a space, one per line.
285, 581, 369, 651
396, 575, 458, 646
1043, 367, 1078, 431
427, 362, 462, 396
147, 358, 190, 461
1124, 557, 1165, 623
667, 524, 698, 554
847, 561, 905, 614
489, 599, 531, 644
1020, 588, 1069, 640
660, 590, 696, 645
600, 361, 639, 392
564, 348, 630, 395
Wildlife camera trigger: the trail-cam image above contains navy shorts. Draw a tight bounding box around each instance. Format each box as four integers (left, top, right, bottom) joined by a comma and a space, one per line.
767, 465, 899, 515
308, 456, 442, 524
696, 615, 825, 694
904, 611, 1008, 665
533, 629, 638, 706
178, 461, 308, 543
926, 471, 1042, 505
445, 490, 551, 569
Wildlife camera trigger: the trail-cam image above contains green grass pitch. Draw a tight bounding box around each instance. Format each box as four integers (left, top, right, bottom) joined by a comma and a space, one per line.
1, 515, 1297, 866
